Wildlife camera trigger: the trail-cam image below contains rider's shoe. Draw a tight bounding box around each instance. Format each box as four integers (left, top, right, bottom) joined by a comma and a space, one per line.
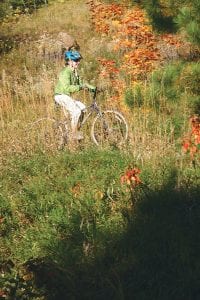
73, 132, 84, 140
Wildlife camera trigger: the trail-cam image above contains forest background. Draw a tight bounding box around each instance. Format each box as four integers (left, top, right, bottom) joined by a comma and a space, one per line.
0, 0, 200, 299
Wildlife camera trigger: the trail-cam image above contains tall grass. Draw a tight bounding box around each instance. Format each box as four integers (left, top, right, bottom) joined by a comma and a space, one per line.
1, 59, 192, 159
1, 1, 200, 299
1, 1, 197, 160
1, 148, 200, 299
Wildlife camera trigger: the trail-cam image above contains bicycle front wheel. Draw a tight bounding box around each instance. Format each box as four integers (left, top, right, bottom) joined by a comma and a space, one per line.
91, 110, 128, 147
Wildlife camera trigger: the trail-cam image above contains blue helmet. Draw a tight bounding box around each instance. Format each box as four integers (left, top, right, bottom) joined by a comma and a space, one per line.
65, 50, 82, 62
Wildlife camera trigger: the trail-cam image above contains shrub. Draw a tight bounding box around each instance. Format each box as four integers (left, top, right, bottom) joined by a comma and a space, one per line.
124, 84, 144, 109
10, 0, 48, 12
0, 1, 11, 20
0, 0, 48, 21
138, 0, 176, 32
180, 62, 200, 95
187, 95, 200, 115
175, 0, 200, 45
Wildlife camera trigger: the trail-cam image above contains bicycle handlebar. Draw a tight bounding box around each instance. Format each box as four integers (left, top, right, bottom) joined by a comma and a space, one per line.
82, 86, 104, 101
83, 87, 103, 93
92, 87, 104, 102
82, 87, 105, 112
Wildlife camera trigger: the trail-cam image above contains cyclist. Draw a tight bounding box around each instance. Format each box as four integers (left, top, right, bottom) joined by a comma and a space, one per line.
54, 49, 96, 140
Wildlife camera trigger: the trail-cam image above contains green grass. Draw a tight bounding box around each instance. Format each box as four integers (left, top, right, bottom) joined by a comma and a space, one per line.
0, 0, 200, 299
1, 148, 200, 299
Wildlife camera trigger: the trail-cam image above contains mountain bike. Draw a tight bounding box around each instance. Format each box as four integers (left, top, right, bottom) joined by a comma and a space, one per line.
28, 88, 128, 149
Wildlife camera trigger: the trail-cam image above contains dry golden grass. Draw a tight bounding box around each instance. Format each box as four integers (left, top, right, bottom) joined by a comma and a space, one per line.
1, 0, 90, 37
0, 63, 179, 160
0, 0, 183, 162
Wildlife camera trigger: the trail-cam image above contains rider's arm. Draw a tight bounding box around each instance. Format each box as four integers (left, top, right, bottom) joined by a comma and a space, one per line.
78, 73, 96, 91
62, 68, 82, 94
79, 78, 96, 92
55, 68, 82, 95
82, 82, 96, 91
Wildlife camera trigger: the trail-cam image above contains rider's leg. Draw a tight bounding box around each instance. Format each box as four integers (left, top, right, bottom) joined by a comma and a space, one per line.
54, 95, 86, 138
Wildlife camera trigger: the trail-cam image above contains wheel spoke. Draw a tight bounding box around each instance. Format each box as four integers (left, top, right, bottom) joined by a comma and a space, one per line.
91, 111, 128, 147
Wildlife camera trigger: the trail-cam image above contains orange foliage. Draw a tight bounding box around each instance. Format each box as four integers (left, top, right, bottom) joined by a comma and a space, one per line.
87, 0, 124, 34
88, 1, 184, 104
160, 34, 183, 48
121, 167, 142, 190
98, 58, 119, 79
182, 115, 200, 161
111, 7, 161, 80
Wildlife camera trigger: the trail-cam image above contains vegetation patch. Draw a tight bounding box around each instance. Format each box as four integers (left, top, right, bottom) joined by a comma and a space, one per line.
0, 0, 199, 299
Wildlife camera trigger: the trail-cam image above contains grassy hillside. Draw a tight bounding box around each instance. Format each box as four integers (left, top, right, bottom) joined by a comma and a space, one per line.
1, 0, 199, 159
1, 148, 200, 299
0, 0, 200, 299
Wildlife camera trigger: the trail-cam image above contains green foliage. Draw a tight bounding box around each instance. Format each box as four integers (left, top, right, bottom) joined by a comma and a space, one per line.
180, 62, 200, 94
0, 0, 48, 21
179, 62, 200, 114
124, 61, 186, 111
1, 149, 132, 261
10, 0, 48, 12
151, 63, 183, 102
124, 84, 144, 109
0, 1, 11, 20
135, 0, 200, 43
0, 194, 19, 237
124, 61, 199, 137
135, 62, 199, 113
175, 0, 200, 45
1, 149, 200, 299
136, 0, 176, 32
187, 95, 200, 115
171, 112, 185, 137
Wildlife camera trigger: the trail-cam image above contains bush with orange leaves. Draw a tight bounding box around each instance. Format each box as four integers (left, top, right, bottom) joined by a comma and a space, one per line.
87, 0, 124, 34
97, 58, 119, 79
120, 167, 142, 190
88, 0, 184, 103
182, 115, 200, 162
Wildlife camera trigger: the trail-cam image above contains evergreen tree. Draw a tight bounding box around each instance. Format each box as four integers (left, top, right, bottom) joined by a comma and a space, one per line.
0, 0, 48, 20
133, 0, 200, 45
10, 0, 48, 12
141, 0, 176, 32
175, 0, 200, 45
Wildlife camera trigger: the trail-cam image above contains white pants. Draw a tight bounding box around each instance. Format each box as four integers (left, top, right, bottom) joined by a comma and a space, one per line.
54, 94, 86, 130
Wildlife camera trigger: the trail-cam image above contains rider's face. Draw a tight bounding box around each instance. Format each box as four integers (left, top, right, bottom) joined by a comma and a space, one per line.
69, 59, 80, 69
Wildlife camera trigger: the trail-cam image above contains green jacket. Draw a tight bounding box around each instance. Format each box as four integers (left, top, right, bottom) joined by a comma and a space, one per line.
54, 66, 95, 95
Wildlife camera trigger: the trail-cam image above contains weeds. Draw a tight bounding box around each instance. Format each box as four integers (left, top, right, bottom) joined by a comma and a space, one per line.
0, 0, 200, 299
1, 149, 200, 299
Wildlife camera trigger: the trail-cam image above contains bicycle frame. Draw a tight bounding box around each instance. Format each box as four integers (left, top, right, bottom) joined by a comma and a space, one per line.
78, 89, 102, 128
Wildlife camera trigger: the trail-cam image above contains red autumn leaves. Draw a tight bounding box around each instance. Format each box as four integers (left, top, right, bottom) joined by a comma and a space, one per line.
87, 0, 190, 98
87, 1, 183, 102
121, 167, 142, 190
87, 0, 124, 34
182, 115, 200, 160
88, 1, 199, 165
97, 58, 119, 79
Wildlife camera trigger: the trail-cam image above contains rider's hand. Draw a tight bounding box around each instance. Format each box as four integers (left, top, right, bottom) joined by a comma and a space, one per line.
89, 87, 96, 93
79, 83, 86, 90
81, 83, 96, 92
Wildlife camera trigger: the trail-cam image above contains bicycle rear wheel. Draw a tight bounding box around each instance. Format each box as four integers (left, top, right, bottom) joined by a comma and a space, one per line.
91, 110, 128, 147
27, 118, 68, 150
